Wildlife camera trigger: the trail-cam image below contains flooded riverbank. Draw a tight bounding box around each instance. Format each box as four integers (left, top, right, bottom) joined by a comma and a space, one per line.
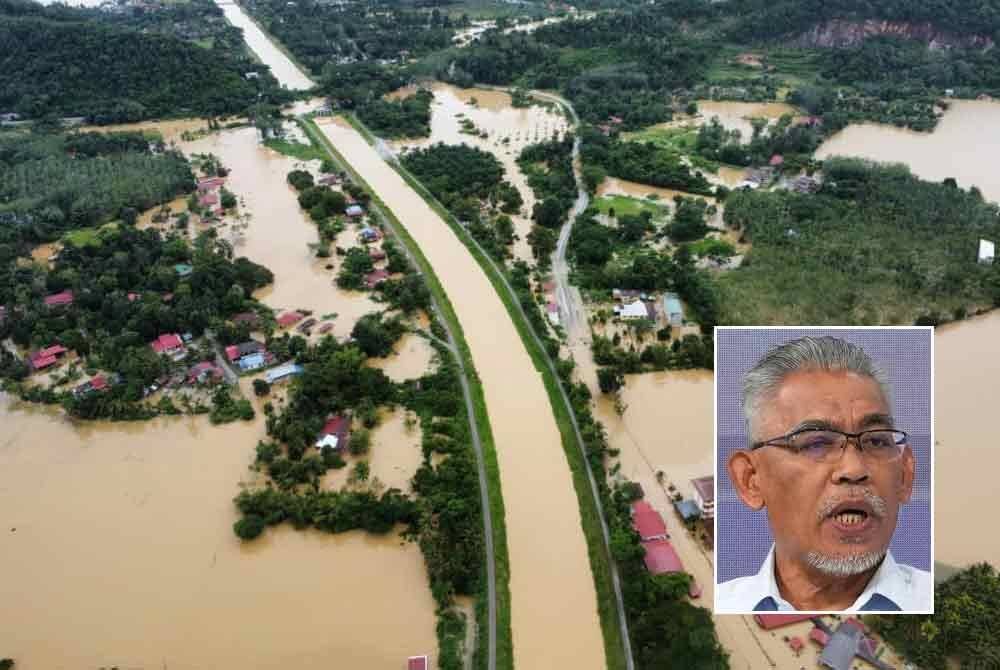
317, 116, 606, 669
215, 0, 314, 91
816, 99, 1000, 203
388, 82, 570, 264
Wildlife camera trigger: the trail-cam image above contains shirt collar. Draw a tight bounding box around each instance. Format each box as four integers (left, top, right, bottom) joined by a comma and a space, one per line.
751, 545, 904, 612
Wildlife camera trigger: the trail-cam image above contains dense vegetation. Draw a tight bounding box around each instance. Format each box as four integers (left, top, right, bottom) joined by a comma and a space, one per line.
0, 130, 193, 244
242, 0, 456, 74
0, 224, 273, 418
867, 563, 1000, 669
0, 0, 290, 123
581, 126, 715, 196
401, 143, 522, 260
357, 89, 434, 138
718, 158, 1000, 324
442, 9, 714, 127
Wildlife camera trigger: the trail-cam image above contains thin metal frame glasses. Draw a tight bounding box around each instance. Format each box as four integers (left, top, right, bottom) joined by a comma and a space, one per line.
750, 428, 908, 463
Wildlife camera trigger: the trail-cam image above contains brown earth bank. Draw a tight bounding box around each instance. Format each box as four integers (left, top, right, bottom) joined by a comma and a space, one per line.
792, 19, 994, 50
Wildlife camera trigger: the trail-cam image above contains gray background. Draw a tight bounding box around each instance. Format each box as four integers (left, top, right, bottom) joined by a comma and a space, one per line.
716, 327, 932, 583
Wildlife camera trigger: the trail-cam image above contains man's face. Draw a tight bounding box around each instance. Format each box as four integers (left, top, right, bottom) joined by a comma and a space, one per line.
748, 369, 915, 571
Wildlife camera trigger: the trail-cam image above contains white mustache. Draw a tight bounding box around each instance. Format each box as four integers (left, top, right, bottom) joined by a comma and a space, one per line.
816, 488, 887, 521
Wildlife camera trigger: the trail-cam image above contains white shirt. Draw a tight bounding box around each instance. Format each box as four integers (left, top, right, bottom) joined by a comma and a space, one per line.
716, 546, 933, 614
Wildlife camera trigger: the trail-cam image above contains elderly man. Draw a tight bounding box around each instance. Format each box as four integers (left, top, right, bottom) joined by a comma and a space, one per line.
717, 335, 931, 612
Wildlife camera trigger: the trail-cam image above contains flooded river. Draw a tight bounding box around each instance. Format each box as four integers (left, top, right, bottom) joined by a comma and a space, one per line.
388, 83, 570, 264
0, 124, 440, 667
317, 116, 606, 669
215, 0, 314, 91
816, 99, 1000, 203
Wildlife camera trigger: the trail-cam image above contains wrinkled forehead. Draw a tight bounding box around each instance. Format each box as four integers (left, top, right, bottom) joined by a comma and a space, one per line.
754, 369, 892, 437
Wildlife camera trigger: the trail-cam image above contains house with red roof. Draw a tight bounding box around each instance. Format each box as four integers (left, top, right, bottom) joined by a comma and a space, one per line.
641, 539, 683, 575
407, 656, 428, 670
187, 361, 223, 385
151, 333, 185, 358
127, 292, 141, 303
30, 344, 69, 371
369, 247, 386, 261
44, 290, 74, 308
365, 269, 389, 289
631, 500, 668, 541
276, 311, 304, 328
769, 154, 784, 167
199, 193, 219, 208
73, 374, 110, 397
197, 177, 226, 192
315, 414, 351, 450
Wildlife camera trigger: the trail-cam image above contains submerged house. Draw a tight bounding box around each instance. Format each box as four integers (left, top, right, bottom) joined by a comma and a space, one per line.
314, 414, 351, 450
266, 362, 303, 384
29, 344, 69, 371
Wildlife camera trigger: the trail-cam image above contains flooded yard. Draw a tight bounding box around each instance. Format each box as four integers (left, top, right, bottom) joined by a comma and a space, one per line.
696, 100, 800, 141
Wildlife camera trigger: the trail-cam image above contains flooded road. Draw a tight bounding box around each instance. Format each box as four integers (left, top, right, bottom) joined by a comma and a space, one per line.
388, 83, 570, 264
816, 99, 1000, 203
317, 116, 606, 669
0, 397, 437, 668
215, 0, 314, 91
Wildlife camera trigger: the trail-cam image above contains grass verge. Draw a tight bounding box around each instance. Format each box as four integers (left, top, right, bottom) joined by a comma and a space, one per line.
341, 113, 630, 670
301, 117, 513, 670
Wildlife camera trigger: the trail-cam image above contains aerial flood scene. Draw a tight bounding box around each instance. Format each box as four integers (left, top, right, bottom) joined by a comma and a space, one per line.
2, 0, 1000, 668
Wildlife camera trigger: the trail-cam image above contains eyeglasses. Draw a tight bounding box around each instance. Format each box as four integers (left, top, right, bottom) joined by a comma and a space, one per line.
751, 428, 908, 463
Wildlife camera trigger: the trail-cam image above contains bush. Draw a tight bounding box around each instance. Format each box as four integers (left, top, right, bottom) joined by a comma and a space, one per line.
349, 427, 371, 455
253, 379, 271, 396
233, 514, 266, 540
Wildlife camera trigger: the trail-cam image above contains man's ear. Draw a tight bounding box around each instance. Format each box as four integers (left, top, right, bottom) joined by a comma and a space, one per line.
897, 445, 916, 504
728, 450, 766, 510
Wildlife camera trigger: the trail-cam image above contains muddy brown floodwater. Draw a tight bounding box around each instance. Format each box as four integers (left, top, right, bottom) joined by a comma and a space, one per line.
696, 100, 800, 142
317, 116, 606, 669
816, 99, 1000, 203
183, 127, 380, 341
0, 124, 440, 668
0, 396, 438, 669
388, 83, 570, 264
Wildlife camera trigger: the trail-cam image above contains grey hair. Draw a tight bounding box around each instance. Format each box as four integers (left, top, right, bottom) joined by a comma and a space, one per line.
742, 336, 892, 442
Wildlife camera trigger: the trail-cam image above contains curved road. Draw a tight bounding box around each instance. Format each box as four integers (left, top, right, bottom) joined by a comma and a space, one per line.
528, 90, 592, 348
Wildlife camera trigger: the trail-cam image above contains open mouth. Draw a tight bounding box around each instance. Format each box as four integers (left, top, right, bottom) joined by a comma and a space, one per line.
833, 509, 869, 526
825, 499, 878, 534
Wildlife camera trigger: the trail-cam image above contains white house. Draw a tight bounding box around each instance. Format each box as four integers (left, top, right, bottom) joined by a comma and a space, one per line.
618, 300, 649, 320
690, 476, 714, 520
979, 239, 995, 264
